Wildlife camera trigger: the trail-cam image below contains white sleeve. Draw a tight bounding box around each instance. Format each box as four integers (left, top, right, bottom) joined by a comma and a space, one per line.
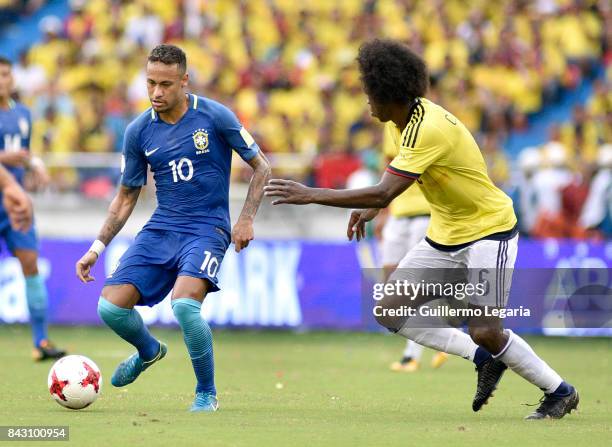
579, 169, 611, 228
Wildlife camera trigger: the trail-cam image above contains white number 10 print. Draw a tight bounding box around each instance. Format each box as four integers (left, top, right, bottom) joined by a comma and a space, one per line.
168, 158, 194, 182
200, 250, 219, 277
4, 134, 21, 152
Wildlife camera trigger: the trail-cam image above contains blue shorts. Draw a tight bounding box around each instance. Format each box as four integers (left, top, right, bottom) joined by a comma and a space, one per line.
104, 227, 230, 307
0, 218, 39, 253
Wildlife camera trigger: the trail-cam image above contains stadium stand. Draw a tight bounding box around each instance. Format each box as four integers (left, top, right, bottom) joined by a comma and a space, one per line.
2, 0, 611, 237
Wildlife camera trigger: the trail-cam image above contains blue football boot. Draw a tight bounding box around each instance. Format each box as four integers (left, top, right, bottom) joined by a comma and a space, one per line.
111, 342, 167, 387
190, 392, 219, 412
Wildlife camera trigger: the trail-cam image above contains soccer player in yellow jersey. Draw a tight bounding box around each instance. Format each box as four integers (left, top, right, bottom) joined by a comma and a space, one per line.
380, 123, 448, 373
265, 39, 578, 420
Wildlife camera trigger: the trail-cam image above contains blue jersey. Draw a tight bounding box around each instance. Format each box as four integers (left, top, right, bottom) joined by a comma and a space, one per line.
0, 99, 31, 185
0, 99, 31, 223
121, 94, 259, 235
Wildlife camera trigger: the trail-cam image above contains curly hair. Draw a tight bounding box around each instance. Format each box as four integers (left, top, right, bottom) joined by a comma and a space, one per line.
148, 44, 187, 74
357, 39, 428, 104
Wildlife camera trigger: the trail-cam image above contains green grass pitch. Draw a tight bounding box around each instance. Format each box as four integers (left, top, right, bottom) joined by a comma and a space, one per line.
0, 325, 610, 447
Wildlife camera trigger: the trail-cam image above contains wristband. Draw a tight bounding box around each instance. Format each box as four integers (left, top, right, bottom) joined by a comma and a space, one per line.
29, 156, 44, 169
88, 240, 106, 257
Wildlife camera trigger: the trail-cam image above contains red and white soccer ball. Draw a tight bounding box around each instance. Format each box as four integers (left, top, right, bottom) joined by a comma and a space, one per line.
47, 355, 102, 410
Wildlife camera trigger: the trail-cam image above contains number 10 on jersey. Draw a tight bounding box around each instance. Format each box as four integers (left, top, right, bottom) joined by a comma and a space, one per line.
168, 158, 194, 182
200, 251, 219, 277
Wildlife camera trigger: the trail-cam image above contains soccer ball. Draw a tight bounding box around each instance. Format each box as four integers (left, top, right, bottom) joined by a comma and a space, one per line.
48, 355, 102, 410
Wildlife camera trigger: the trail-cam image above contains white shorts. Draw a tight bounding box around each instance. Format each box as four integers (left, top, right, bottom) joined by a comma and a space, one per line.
381, 215, 430, 266
391, 233, 519, 308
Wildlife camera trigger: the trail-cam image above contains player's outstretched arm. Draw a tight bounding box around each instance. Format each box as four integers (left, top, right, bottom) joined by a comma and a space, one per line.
0, 164, 32, 232
264, 170, 414, 209
232, 151, 272, 253
75, 185, 141, 283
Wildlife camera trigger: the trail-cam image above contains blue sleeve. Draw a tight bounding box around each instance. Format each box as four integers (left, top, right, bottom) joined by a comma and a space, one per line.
120, 121, 147, 187
213, 103, 259, 162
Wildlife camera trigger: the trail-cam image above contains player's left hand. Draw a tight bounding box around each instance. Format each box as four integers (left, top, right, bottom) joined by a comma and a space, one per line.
75, 251, 98, 283
347, 208, 380, 242
263, 179, 313, 205
2, 181, 33, 232
232, 217, 254, 252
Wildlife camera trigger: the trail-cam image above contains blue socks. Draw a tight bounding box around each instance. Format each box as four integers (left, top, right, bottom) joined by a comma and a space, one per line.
98, 297, 215, 395
97, 297, 160, 361
25, 274, 48, 347
172, 298, 216, 396
550, 381, 573, 397
473, 346, 493, 367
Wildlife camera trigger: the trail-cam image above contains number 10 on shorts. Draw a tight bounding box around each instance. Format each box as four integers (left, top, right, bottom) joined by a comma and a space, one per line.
200, 250, 219, 277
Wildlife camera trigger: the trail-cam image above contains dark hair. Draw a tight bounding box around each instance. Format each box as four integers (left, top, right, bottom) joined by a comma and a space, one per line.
0, 55, 12, 67
357, 39, 428, 104
148, 44, 187, 74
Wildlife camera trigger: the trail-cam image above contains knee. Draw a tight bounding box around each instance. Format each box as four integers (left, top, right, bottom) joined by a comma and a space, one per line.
172, 279, 209, 302
97, 297, 115, 322
373, 307, 392, 329
373, 300, 406, 332
171, 298, 201, 325
468, 326, 504, 347
97, 297, 113, 324
374, 311, 391, 330
97, 297, 108, 323
97, 296, 129, 324
20, 259, 38, 276
101, 285, 141, 309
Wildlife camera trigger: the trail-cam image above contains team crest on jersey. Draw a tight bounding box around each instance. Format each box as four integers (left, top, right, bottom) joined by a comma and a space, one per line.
192, 128, 209, 154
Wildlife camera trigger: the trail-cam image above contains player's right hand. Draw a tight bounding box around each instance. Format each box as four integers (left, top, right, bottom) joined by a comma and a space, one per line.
347, 208, 380, 242
76, 252, 98, 283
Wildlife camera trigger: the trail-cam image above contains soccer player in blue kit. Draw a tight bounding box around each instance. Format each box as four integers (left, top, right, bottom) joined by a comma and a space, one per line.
0, 56, 66, 361
75, 45, 271, 412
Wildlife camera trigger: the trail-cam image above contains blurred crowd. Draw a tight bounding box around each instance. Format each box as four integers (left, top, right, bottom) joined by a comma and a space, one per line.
5, 0, 612, 237
0, 0, 44, 28
511, 140, 612, 239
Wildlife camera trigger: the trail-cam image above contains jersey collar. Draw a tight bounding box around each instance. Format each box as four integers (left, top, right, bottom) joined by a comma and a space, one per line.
400, 98, 422, 129
0, 98, 16, 110
407, 98, 421, 120
394, 98, 421, 133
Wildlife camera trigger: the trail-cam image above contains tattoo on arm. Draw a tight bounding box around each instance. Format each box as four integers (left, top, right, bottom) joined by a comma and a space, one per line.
97, 186, 141, 245
239, 152, 272, 221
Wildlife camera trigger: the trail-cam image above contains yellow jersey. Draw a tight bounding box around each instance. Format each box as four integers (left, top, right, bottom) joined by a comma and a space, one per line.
382, 122, 430, 218
387, 98, 516, 246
